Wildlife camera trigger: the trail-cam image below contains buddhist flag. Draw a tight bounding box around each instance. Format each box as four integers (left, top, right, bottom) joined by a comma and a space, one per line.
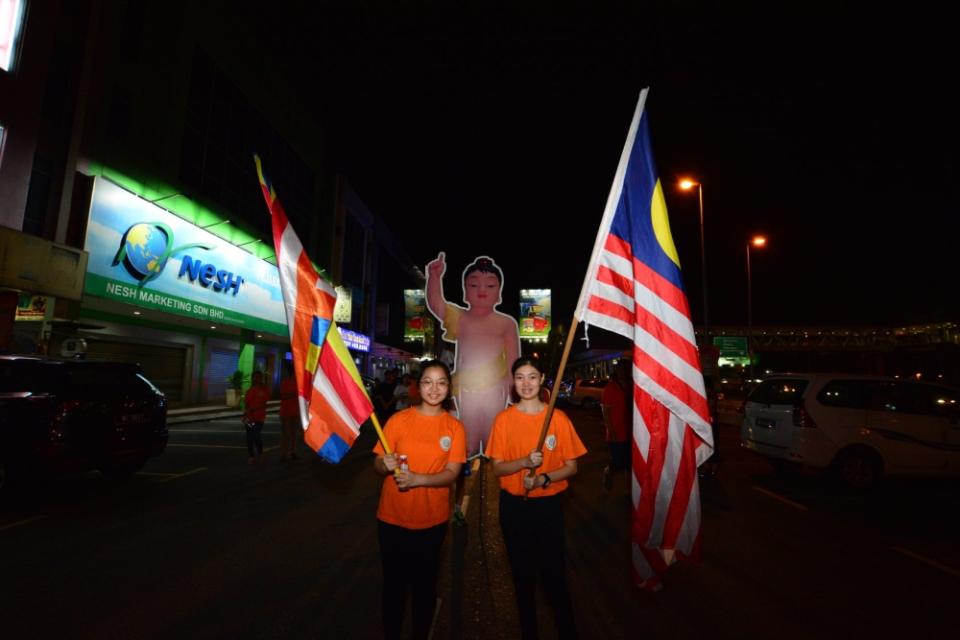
255, 155, 374, 462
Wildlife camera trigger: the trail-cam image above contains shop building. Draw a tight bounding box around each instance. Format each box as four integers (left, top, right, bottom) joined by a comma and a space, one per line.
0, 2, 405, 404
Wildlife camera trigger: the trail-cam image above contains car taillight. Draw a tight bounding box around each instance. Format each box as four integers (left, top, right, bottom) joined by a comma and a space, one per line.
792, 400, 817, 428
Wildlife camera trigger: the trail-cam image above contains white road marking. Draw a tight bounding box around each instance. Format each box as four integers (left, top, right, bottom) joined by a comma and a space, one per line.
0, 515, 47, 532
752, 486, 809, 511
891, 546, 960, 579
159, 467, 208, 482
138, 467, 209, 481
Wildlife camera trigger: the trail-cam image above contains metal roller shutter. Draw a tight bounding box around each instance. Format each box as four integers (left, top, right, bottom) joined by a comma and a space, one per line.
84, 339, 188, 403
206, 348, 239, 402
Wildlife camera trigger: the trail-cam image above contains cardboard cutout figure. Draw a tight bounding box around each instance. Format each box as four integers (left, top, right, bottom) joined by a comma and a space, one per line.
426, 252, 520, 456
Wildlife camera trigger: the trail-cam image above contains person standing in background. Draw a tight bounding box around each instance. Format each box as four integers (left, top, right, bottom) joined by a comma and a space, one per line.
601, 358, 633, 490
243, 371, 271, 464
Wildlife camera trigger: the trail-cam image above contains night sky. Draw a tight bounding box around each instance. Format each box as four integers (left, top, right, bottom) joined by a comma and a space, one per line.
251, 4, 959, 328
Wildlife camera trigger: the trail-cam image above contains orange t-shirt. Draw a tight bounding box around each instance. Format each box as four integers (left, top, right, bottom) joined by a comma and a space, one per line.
487, 405, 587, 497
279, 377, 299, 418
244, 385, 270, 422
373, 407, 467, 529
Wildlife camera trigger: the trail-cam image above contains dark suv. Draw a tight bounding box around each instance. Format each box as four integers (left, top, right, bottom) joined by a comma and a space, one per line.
0, 356, 168, 488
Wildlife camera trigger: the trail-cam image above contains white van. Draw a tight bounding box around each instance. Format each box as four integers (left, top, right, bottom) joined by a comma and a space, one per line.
740, 373, 960, 487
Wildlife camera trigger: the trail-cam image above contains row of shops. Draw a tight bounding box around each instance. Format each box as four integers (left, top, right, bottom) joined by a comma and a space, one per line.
7, 172, 415, 406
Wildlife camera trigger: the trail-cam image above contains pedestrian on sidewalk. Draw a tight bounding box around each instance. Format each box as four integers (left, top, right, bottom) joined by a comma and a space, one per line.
373, 360, 467, 640
243, 371, 270, 464
488, 357, 587, 640
279, 361, 300, 460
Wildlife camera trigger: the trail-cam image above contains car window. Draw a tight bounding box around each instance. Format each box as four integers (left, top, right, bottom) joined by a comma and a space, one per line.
749, 379, 808, 405
0, 361, 62, 392
817, 380, 873, 409
889, 383, 960, 417
64, 365, 146, 396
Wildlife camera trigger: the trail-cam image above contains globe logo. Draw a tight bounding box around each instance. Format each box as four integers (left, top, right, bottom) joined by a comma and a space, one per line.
113, 222, 212, 287
121, 223, 170, 279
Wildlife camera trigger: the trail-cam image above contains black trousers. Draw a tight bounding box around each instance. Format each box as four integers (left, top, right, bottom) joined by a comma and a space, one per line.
499, 491, 578, 640
377, 519, 447, 640
244, 421, 263, 457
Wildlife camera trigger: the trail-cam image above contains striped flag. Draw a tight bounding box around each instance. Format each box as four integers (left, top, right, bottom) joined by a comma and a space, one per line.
573, 89, 714, 590
255, 156, 374, 463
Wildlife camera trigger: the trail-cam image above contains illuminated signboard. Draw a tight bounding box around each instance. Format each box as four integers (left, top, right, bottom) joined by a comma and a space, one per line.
337, 327, 371, 352
334, 285, 352, 323
83, 178, 287, 335
518, 289, 551, 340
404, 289, 427, 340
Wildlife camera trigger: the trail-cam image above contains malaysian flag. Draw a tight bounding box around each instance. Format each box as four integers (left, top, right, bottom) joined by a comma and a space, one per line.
256, 156, 374, 463
573, 89, 714, 590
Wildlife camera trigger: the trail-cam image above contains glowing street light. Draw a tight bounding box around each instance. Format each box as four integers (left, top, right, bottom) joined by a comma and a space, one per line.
678, 178, 709, 335
746, 235, 767, 378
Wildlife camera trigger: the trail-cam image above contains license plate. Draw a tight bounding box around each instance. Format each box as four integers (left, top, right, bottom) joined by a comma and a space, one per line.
755, 417, 776, 428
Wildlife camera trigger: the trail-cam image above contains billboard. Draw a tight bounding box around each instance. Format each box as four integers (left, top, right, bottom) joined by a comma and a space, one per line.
518, 289, 551, 340
83, 178, 287, 335
404, 289, 427, 340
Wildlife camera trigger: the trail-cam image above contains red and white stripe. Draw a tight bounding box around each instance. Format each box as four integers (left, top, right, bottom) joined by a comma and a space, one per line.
574, 90, 713, 589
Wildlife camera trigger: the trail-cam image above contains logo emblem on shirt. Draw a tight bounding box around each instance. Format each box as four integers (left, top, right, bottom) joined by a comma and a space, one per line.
439, 436, 452, 452
545, 434, 557, 451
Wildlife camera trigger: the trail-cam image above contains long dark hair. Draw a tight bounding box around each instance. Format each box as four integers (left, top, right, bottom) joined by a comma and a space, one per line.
418, 359, 455, 411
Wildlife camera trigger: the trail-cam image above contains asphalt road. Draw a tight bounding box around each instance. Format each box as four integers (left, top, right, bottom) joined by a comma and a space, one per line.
1, 407, 957, 638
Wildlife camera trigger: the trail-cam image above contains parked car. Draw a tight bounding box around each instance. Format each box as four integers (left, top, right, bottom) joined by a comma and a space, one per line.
569, 378, 608, 409
740, 373, 960, 488
0, 356, 168, 489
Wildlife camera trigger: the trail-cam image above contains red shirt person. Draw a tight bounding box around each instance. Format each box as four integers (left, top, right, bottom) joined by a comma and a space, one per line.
600, 358, 633, 489
243, 371, 271, 463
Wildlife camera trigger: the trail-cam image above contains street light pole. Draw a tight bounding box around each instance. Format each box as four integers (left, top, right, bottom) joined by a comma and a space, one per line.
679, 179, 709, 337
746, 240, 753, 379
745, 235, 766, 380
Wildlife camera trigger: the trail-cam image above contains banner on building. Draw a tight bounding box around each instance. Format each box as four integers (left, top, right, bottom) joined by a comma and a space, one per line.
518, 289, 551, 340
83, 178, 287, 335
404, 289, 426, 340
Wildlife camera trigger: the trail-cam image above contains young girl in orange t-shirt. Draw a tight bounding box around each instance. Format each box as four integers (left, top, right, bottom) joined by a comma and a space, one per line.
373, 360, 466, 640
488, 357, 587, 640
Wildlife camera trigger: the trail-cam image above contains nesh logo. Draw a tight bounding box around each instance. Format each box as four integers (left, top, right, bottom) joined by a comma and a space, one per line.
112, 222, 244, 296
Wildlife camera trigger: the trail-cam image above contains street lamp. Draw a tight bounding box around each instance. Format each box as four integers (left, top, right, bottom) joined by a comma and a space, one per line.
678, 178, 709, 337
746, 235, 767, 380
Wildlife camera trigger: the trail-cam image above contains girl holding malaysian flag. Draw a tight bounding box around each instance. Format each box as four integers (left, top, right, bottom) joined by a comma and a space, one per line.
487, 357, 586, 640
372, 360, 466, 640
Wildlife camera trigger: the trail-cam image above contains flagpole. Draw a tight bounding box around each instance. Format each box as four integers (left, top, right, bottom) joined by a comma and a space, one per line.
525, 316, 580, 493
369, 412, 392, 456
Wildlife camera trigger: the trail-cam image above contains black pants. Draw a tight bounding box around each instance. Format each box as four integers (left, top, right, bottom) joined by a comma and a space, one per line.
244, 421, 263, 457
377, 519, 447, 640
499, 491, 577, 640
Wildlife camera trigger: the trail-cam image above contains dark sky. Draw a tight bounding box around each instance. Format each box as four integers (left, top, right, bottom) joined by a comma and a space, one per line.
254, 3, 959, 328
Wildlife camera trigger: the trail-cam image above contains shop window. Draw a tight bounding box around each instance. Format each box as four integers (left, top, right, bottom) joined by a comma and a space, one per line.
0, 0, 26, 73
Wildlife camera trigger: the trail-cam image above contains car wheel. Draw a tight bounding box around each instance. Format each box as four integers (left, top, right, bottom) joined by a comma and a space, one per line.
833, 447, 882, 490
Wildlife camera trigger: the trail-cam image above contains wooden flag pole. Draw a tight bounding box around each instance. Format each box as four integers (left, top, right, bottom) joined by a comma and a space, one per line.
370, 412, 392, 455
525, 316, 581, 493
